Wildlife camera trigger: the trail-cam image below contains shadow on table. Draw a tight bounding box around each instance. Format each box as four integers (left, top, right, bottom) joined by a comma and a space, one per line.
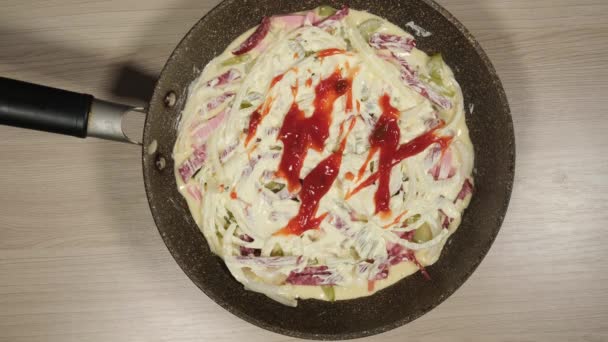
0, 0, 224, 312
0, 24, 157, 106
0, 0, 221, 105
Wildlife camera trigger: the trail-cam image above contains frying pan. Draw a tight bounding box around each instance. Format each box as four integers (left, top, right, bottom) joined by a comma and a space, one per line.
0, 0, 514, 339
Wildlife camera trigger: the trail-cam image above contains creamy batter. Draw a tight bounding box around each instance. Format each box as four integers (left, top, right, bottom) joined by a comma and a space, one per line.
173, 6, 474, 306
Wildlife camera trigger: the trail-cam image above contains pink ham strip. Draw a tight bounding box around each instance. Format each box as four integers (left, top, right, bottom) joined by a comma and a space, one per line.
219, 141, 238, 163
396, 230, 415, 241
386, 243, 430, 280
205, 69, 241, 88
371, 263, 389, 281
186, 185, 202, 202
424, 115, 443, 131
191, 109, 228, 142
386, 243, 413, 266
456, 178, 473, 201
179, 110, 228, 182
440, 210, 453, 229
272, 11, 322, 30
239, 234, 254, 242
178, 145, 207, 182
443, 216, 452, 229
304, 11, 320, 25
235, 256, 302, 267
369, 33, 416, 53
286, 266, 337, 286
232, 16, 272, 55
240, 247, 261, 257
207, 92, 235, 112
429, 147, 456, 180
394, 55, 452, 110
273, 14, 306, 30
371, 41, 452, 109
314, 5, 349, 29
239, 234, 260, 257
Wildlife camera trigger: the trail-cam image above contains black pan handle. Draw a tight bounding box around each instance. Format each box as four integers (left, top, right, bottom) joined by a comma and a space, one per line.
0, 77, 143, 144
0, 77, 93, 138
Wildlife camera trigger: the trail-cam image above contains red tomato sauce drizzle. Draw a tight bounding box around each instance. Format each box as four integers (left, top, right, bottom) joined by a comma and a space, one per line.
245, 95, 274, 146
317, 48, 348, 59
275, 119, 356, 236
347, 94, 453, 216
274, 66, 358, 236
270, 73, 285, 88
245, 109, 262, 146
245, 68, 298, 146
276, 67, 357, 192
345, 172, 355, 181
382, 210, 408, 229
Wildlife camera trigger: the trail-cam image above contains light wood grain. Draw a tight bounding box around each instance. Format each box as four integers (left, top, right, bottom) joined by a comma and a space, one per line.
1, 0, 607, 341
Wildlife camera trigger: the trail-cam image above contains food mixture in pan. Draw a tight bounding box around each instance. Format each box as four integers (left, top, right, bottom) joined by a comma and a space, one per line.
173, 5, 474, 306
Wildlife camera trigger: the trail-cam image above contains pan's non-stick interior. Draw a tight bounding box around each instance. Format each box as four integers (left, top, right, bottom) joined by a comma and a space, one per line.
141, 0, 514, 339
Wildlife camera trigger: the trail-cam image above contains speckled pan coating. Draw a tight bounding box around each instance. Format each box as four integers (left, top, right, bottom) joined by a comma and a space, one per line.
141, 0, 515, 339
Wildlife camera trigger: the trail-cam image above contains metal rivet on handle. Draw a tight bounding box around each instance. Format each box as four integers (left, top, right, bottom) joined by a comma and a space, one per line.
155, 155, 166, 170
164, 91, 177, 108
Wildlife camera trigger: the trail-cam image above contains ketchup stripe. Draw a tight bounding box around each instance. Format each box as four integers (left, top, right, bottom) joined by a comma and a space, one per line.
276, 119, 355, 236
276, 67, 355, 192
347, 94, 453, 214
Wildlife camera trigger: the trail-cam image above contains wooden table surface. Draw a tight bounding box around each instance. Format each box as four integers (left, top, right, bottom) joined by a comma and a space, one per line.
1, 0, 606, 341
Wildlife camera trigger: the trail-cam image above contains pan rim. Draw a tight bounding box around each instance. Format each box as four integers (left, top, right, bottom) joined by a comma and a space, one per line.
142, 0, 515, 339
